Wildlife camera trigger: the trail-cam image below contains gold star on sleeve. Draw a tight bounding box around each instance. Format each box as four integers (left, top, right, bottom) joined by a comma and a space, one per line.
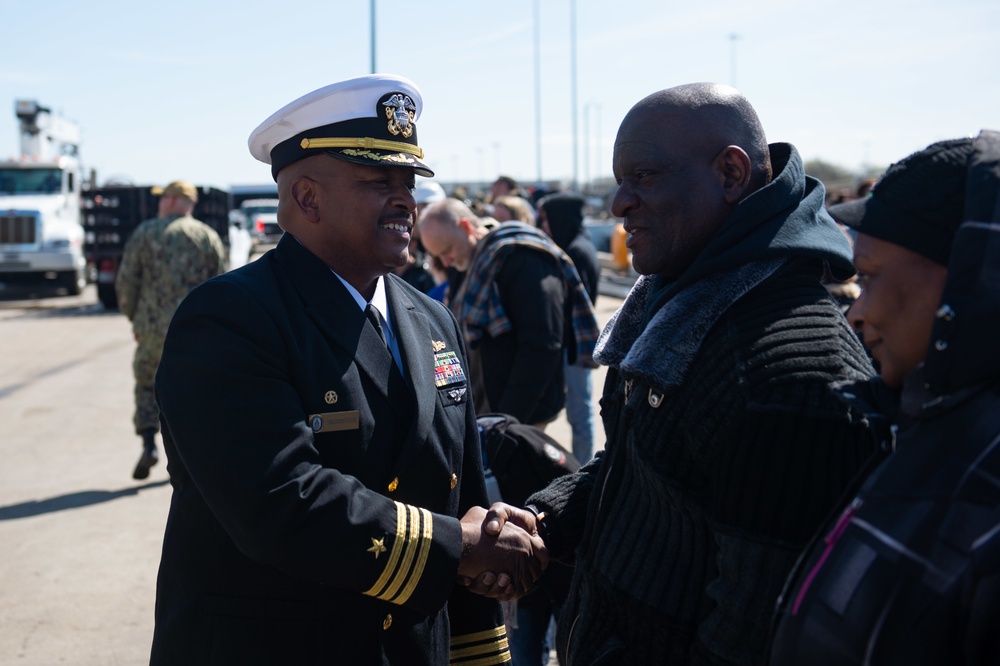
367, 537, 387, 559
364, 501, 433, 606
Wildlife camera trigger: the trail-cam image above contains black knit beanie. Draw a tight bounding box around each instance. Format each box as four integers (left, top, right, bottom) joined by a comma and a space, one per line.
829, 137, 974, 265
539, 193, 585, 251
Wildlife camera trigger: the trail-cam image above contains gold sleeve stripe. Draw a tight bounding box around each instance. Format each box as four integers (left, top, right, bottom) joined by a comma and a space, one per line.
450, 626, 511, 665
363, 501, 407, 598
299, 136, 425, 159
364, 504, 434, 605
392, 507, 433, 605
449, 651, 511, 665
450, 626, 507, 646
450, 636, 510, 659
379, 505, 421, 601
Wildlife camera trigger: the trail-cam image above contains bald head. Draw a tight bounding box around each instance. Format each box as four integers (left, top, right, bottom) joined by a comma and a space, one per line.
417, 198, 488, 271
611, 82, 774, 279
629, 83, 772, 192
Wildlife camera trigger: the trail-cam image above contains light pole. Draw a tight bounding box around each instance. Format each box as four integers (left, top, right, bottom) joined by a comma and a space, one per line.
370, 1, 377, 73
583, 104, 590, 195
729, 33, 740, 87
595, 104, 602, 184
533, 0, 543, 185
477, 147, 485, 190
570, 0, 578, 192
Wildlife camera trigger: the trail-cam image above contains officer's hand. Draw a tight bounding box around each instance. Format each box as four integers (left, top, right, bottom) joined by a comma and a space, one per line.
481, 502, 540, 538
457, 506, 548, 601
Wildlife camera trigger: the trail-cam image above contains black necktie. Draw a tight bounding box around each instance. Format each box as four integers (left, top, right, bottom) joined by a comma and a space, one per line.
365, 303, 387, 347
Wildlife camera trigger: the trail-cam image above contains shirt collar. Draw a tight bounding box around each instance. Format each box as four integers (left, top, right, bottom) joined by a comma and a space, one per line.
331, 272, 391, 328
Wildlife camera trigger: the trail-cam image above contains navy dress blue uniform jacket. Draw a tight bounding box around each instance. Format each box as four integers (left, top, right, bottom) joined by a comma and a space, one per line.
150, 234, 508, 665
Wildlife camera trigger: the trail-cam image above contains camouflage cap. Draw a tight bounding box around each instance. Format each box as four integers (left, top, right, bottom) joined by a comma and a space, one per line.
153, 180, 199, 204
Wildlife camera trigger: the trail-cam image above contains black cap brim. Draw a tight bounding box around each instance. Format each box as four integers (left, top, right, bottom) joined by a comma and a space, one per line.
829, 194, 953, 265
827, 197, 869, 230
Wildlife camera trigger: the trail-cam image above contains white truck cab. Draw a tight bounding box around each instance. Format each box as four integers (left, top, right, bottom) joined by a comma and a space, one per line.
0, 100, 87, 294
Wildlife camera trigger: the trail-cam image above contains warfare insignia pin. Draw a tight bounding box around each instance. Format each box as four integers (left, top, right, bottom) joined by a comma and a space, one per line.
447, 387, 467, 403
368, 537, 387, 559
433, 350, 466, 387
431, 340, 446, 353
383, 93, 416, 138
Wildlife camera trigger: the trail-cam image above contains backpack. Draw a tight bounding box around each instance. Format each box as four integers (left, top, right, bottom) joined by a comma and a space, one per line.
477, 413, 581, 507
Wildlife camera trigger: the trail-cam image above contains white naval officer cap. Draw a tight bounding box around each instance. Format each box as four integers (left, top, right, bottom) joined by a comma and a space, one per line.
248, 74, 434, 181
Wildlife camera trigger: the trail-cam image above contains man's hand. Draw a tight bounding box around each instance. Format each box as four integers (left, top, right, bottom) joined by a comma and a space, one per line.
457, 504, 547, 600
481, 502, 540, 538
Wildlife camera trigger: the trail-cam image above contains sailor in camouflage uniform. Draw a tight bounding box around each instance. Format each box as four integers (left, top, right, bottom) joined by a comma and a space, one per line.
115, 180, 227, 480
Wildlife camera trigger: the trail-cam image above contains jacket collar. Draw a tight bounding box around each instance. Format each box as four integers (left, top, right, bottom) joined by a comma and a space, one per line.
272, 235, 412, 420
594, 258, 784, 390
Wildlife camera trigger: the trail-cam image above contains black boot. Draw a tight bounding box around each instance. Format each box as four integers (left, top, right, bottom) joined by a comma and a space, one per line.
132, 429, 159, 480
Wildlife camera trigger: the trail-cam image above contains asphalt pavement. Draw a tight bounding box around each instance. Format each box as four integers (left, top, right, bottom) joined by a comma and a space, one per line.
0, 265, 625, 665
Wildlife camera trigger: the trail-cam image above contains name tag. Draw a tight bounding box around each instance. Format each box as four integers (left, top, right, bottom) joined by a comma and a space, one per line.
308, 410, 360, 433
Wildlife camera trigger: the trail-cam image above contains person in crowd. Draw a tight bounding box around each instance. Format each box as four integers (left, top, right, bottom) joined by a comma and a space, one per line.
421, 197, 598, 664
417, 199, 599, 430
478, 82, 877, 665
115, 180, 226, 480
413, 179, 447, 217
855, 176, 877, 199
770, 131, 1000, 665
507, 190, 603, 665
492, 195, 536, 225
391, 180, 445, 293
537, 193, 600, 464
490, 175, 521, 202
150, 75, 546, 665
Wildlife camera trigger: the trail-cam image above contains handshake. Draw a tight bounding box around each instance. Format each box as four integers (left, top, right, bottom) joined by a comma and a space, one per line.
457, 503, 548, 601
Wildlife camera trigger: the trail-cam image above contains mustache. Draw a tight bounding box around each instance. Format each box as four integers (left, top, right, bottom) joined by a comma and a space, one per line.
379, 212, 413, 226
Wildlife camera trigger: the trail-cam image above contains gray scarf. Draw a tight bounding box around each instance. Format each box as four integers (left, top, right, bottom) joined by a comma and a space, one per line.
594, 259, 785, 389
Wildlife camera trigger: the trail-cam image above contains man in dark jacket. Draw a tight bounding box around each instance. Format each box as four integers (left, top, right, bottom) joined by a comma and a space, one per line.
480, 82, 877, 665
150, 75, 545, 665
770, 131, 1000, 665
537, 193, 601, 464
418, 198, 599, 428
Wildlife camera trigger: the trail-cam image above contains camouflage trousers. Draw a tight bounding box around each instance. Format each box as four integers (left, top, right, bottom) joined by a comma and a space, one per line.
132, 337, 164, 434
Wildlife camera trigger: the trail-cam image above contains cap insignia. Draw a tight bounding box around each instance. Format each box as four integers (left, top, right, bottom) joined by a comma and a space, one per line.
383, 93, 416, 138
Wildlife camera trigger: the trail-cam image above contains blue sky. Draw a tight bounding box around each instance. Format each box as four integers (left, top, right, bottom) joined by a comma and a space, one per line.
1, 0, 997, 191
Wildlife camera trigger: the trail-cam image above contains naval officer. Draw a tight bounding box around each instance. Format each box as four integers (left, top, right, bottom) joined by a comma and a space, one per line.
150, 74, 545, 665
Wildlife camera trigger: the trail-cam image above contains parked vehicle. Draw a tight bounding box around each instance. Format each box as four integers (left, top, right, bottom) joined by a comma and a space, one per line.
240, 198, 282, 245
227, 210, 253, 270
0, 100, 87, 294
